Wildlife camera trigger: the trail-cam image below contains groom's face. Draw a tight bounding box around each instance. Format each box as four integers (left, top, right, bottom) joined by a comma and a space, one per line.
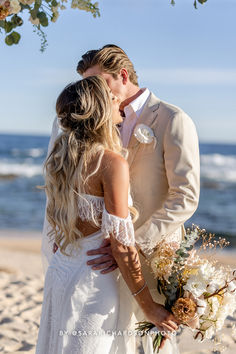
82, 65, 126, 103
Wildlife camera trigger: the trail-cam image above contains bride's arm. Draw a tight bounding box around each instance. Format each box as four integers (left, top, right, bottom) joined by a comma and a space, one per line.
102, 152, 178, 343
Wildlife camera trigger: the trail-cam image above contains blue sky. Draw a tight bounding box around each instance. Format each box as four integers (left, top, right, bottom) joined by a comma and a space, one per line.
0, 0, 236, 143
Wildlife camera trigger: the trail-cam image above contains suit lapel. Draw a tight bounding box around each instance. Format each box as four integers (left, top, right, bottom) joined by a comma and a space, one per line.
127, 93, 161, 167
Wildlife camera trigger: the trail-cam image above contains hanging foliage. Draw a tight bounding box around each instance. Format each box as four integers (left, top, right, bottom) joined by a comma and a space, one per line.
0, 0, 100, 51
0, 0, 208, 51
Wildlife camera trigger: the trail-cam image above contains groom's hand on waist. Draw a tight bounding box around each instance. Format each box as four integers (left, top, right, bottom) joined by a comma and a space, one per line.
86, 238, 118, 274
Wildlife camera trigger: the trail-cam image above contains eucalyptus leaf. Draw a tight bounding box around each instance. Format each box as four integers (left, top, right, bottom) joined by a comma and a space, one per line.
51, 0, 58, 6
38, 12, 49, 27
4, 22, 13, 34
11, 15, 23, 27
0, 21, 5, 29
5, 34, 14, 46
11, 31, 21, 44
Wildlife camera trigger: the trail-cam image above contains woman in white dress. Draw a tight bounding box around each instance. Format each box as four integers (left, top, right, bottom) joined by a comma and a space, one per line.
35, 75, 179, 354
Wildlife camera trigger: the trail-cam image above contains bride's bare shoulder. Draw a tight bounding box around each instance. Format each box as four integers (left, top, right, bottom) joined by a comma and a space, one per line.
102, 150, 128, 169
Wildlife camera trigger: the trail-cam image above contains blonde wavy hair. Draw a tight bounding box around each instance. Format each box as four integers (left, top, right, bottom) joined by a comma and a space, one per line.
77, 44, 139, 86
44, 76, 137, 256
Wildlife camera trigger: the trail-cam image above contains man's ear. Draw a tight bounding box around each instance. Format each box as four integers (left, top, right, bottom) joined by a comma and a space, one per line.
120, 68, 128, 85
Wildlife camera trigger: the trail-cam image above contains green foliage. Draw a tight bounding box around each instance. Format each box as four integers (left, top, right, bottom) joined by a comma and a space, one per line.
1, 0, 209, 51
5, 31, 21, 45
0, 0, 100, 51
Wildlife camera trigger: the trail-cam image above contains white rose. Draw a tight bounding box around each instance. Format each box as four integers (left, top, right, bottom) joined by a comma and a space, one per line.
10, 0, 21, 14
184, 278, 206, 298
133, 124, 156, 145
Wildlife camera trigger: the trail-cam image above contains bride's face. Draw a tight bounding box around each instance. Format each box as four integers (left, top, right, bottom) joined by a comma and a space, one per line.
83, 65, 126, 103
110, 93, 123, 125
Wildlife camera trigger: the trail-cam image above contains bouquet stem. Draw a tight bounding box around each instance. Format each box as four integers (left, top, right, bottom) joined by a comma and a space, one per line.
135, 321, 163, 353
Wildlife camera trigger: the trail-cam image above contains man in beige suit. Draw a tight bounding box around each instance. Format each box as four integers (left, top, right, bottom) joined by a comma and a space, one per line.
76, 45, 200, 282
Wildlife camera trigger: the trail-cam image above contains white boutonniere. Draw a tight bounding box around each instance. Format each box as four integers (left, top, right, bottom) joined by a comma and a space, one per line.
133, 124, 157, 148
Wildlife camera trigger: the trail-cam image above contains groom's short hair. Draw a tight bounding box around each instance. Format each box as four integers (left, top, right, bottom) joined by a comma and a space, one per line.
77, 44, 138, 86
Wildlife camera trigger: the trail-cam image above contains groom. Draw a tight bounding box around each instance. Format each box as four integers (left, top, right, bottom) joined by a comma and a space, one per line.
75, 44, 200, 280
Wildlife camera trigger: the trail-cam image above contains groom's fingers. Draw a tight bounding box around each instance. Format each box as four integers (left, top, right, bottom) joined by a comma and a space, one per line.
87, 254, 114, 265
100, 264, 118, 274
87, 246, 112, 256
91, 261, 114, 270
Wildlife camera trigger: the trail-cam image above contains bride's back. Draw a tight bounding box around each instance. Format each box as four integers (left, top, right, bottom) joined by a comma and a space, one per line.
44, 76, 125, 254
77, 150, 129, 237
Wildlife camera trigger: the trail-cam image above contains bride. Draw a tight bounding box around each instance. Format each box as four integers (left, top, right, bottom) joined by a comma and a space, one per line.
35, 75, 179, 354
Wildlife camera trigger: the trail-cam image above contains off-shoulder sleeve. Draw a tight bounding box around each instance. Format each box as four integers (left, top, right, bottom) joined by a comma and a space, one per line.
101, 207, 135, 246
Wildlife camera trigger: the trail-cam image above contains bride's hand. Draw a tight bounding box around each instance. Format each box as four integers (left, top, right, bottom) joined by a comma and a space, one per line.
144, 302, 179, 348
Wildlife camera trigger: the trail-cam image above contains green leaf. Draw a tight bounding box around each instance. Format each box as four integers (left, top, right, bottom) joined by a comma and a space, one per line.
4, 22, 13, 34
51, 0, 58, 6
0, 20, 5, 29
11, 15, 23, 27
11, 31, 21, 44
37, 12, 49, 27
5, 35, 14, 46
5, 31, 21, 45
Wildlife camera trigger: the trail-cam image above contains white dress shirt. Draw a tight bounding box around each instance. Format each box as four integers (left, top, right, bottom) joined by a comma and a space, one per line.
121, 88, 150, 147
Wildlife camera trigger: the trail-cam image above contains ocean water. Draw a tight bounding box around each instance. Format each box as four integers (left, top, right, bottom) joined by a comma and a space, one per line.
0, 133, 236, 243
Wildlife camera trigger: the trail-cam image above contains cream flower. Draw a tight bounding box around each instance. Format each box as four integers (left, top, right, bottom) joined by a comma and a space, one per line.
134, 124, 156, 145
205, 325, 215, 340
227, 281, 236, 292
206, 283, 218, 294
29, 15, 39, 25
196, 298, 207, 316
10, 0, 21, 14
184, 275, 207, 298
19, 0, 34, 4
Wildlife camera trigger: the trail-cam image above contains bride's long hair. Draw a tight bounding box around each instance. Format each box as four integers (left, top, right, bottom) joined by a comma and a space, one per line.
44, 76, 137, 255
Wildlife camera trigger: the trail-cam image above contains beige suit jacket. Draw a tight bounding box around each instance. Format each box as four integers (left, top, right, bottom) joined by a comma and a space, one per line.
127, 92, 200, 259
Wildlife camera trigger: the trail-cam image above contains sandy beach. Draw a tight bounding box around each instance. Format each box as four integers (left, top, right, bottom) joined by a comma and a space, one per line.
1, 230, 236, 354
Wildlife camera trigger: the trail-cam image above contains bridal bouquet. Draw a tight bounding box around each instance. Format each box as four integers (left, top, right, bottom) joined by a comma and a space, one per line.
0, 0, 99, 50
136, 226, 236, 352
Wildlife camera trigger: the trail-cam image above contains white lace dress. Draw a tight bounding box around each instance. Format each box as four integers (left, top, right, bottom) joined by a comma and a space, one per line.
36, 194, 179, 354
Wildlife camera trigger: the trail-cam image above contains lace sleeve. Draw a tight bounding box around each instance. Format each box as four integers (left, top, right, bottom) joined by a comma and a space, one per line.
101, 207, 135, 246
